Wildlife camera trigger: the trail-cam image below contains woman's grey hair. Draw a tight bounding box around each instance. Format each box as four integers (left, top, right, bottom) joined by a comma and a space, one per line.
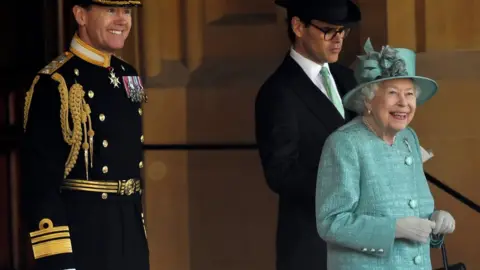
349, 81, 423, 114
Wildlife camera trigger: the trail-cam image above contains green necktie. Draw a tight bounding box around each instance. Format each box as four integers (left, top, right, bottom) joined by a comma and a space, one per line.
320, 67, 345, 118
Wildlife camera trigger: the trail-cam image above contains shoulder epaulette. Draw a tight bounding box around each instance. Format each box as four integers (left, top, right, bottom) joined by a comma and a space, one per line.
38, 52, 74, 75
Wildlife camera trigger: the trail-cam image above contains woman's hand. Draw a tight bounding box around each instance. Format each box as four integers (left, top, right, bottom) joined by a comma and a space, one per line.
395, 216, 436, 243
430, 210, 455, 235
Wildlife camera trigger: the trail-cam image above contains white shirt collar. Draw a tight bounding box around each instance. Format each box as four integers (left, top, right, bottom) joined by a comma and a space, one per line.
289, 47, 330, 81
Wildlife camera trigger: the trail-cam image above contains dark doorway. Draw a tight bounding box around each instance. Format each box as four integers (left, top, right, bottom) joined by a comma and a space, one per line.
0, 1, 75, 269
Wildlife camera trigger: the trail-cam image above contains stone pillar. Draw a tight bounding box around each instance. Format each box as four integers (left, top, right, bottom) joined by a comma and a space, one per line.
139, 0, 163, 77
185, 0, 204, 71
159, 0, 182, 61
386, 0, 417, 49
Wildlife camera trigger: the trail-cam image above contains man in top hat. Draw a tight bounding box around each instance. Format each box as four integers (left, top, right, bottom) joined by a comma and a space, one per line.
255, 0, 361, 269
21, 1, 149, 269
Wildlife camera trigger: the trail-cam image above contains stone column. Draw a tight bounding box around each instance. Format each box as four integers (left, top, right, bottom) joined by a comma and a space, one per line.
139, 0, 163, 77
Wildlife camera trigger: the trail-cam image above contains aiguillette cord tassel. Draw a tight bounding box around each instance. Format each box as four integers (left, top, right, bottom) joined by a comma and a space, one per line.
87, 114, 94, 168
82, 121, 89, 181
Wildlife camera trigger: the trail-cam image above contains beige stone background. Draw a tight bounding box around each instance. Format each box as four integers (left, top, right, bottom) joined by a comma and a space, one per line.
112, 0, 480, 269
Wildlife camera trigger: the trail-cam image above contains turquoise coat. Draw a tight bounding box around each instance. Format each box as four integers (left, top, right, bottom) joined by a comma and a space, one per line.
315, 117, 442, 270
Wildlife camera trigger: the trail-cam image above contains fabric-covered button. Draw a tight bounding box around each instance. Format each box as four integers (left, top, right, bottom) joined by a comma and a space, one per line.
409, 199, 417, 209
405, 156, 413, 165
414, 255, 422, 265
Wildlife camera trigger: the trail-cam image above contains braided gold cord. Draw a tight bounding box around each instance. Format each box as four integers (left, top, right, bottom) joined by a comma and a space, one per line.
81, 102, 89, 179
84, 103, 95, 168
51, 73, 93, 178
23, 75, 40, 132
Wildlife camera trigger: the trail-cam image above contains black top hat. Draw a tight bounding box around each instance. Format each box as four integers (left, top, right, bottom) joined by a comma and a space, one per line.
275, 0, 360, 25
73, 0, 142, 7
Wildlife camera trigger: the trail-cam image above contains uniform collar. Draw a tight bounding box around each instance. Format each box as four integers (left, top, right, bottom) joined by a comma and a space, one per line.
69, 33, 112, 68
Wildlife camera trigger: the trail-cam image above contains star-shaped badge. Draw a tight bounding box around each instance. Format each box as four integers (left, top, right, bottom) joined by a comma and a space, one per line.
108, 69, 120, 88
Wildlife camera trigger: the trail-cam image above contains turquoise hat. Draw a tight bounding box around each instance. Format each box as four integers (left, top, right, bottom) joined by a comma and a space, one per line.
343, 38, 438, 112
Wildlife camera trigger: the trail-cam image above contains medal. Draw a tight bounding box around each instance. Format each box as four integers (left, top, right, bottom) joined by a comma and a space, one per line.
108, 67, 120, 88
122, 75, 147, 103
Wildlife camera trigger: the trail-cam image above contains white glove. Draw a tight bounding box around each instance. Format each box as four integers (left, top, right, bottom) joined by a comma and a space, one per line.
395, 216, 436, 243
430, 210, 455, 235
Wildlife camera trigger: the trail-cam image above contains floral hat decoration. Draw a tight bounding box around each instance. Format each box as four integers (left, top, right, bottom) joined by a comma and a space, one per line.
342, 38, 438, 112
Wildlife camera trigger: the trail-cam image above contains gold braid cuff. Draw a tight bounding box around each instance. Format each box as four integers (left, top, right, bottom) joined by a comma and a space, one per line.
30, 218, 72, 259
52, 73, 94, 179
23, 75, 40, 131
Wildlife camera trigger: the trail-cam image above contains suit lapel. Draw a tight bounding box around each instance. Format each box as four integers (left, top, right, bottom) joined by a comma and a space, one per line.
280, 55, 345, 131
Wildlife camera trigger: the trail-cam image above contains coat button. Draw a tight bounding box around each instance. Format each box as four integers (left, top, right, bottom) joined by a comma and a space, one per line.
405, 156, 413, 165
413, 255, 422, 265
101, 193, 108, 200
138, 108, 143, 116
102, 166, 109, 174
409, 199, 417, 209
140, 135, 144, 143
88, 90, 94, 98
99, 114, 106, 121
103, 140, 108, 148
139, 161, 144, 168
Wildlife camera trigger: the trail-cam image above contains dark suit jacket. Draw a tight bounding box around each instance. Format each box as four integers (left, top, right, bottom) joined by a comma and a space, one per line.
255, 54, 357, 270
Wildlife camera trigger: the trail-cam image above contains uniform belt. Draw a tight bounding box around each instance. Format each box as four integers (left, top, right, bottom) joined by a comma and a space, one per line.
61, 179, 142, 196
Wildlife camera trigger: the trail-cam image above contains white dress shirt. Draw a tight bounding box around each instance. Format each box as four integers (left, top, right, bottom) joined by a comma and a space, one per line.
289, 47, 343, 108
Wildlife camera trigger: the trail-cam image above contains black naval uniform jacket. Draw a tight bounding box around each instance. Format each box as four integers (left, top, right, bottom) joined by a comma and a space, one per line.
255, 54, 357, 270
21, 34, 149, 270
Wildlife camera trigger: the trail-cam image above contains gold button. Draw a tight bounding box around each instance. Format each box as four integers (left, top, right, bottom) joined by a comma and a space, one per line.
74, 69, 79, 76
101, 193, 108, 200
103, 140, 108, 148
102, 166, 109, 174
88, 90, 94, 98
138, 108, 143, 115
140, 135, 144, 143
139, 161, 144, 168
99, 114, 105, 121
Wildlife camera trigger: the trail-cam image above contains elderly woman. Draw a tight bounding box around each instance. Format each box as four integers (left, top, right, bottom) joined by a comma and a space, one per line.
315, 39, 456, 270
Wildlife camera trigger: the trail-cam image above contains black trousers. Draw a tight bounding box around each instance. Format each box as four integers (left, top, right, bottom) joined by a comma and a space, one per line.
62, 191, 149, 270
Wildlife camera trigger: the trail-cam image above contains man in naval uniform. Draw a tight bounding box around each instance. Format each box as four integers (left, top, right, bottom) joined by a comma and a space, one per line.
21, 1, 149, 269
